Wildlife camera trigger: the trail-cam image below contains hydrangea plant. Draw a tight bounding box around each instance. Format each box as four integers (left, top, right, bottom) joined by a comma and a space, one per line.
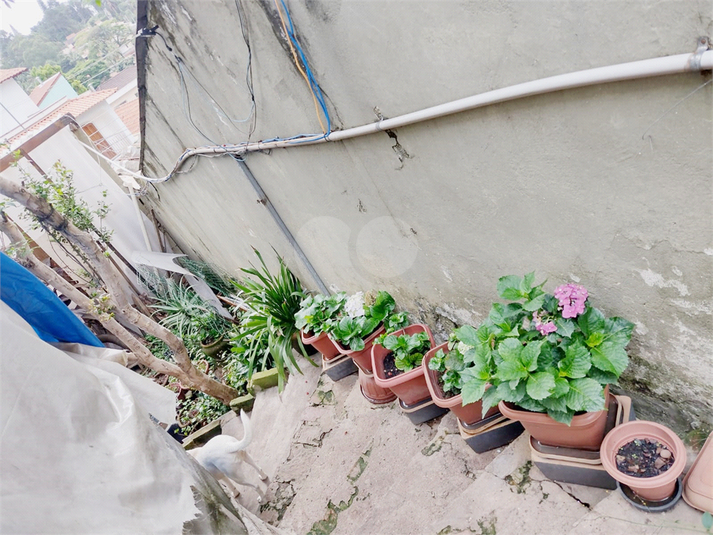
459, 273, 635, 425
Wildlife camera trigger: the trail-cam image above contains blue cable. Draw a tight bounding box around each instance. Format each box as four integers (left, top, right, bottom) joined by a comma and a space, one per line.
279, 0, 331, 136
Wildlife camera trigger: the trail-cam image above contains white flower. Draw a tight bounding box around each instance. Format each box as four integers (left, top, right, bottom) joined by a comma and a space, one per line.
456, 342, 472, 355
344, 292, 366, 318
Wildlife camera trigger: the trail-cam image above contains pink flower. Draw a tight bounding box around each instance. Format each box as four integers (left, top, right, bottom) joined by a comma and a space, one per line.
532, 311, 557, 336
554, 283, 588, 319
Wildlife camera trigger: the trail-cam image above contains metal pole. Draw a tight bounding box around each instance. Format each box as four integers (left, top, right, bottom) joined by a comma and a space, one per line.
232, 156, 330, 295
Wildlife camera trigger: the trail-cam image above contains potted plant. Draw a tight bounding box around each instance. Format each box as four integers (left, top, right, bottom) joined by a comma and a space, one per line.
423, 325, 500, 426
230, 249, 315, 391
371, 324, 435, 405
148, 276, 232, 359
600, 421, 687, 505
295, 292, 348, 360
459, 272, 635, 450
328, 290, 408, 372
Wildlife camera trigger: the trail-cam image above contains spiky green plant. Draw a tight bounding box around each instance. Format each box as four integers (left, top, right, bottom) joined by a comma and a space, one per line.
232, 248, 312, 391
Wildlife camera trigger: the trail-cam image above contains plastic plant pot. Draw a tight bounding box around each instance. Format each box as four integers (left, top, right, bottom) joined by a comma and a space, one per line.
330, 324, 385, 373
498, 386, 612, 451
423, 342, 500, 426
371, 324, 435, 406
301, 329, 340, 360
600, 420, 687, 503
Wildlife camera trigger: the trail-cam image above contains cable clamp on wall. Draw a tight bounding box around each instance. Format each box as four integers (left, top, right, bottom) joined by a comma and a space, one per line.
690, 36, 711, 71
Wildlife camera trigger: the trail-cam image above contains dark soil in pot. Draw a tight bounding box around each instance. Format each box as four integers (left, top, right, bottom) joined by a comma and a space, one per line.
616, 438, 675, 478
382, 353, 404, 379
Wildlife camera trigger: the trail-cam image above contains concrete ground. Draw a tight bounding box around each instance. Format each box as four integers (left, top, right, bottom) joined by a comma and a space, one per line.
220, 361, 707, 535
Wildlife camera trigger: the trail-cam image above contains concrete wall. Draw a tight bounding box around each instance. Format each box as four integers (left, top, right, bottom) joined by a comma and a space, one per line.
139, 0, 713, 432
0, 79, 39, 136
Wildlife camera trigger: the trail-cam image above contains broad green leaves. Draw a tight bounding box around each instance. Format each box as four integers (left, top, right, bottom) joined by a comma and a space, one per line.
455, 272, 634, 425
381, 331, 431, 372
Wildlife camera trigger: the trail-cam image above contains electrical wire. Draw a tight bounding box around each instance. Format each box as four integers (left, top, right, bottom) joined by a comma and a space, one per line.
235, 0, 256, 139
273, 0, 330, 136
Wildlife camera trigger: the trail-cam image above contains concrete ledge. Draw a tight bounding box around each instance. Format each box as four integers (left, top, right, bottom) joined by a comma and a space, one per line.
230, 393, 256, 413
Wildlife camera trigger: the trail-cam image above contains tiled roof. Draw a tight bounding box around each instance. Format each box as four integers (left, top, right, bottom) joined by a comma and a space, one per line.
0, 67, 28, 85
97, 65, 137, 91
114, 97, 140, 135
29, 72, 62, 105
4, 88, 117, 147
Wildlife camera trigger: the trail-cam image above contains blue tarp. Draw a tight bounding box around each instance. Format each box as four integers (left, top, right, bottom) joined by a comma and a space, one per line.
0, 252, 103, 347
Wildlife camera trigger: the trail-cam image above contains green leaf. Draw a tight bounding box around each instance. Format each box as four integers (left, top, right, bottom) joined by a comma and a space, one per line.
521, 340, 543, 372
552, 376, 571, 397
590, 342, 629, 377
555, 318, 576, 338
701, 511, 713, 531
540, 395, 569, 413
577, 306, 605, 338
585, 332, 605, 348
481, 386, 502, 417
526, 372, 556, 400
547, 409, 574, 425
497, 338, 523, 362
521, 272, 536, 293
497, 360, 528, 382
460, 377, 488, 405
495, 381, 525, 404
565, 378, 604, 412
445, 350, 466, 372
538, 343, 559, 370
515, 397, 546, 412
587, 367, 619, 385
522, 294, 545, 312
454, 325, 479, 346
498, 275, 525, 300
558, 341, 591, 378
428, 349, 446, 371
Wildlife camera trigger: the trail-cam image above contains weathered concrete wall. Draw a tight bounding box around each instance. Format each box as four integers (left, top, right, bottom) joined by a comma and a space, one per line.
138, 0, 713, 432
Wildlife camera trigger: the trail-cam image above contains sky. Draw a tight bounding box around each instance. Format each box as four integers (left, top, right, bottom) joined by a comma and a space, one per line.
1, 0, 44, 35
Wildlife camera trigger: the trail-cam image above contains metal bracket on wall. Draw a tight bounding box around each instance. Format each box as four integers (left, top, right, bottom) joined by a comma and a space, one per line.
691, 36, 711, 71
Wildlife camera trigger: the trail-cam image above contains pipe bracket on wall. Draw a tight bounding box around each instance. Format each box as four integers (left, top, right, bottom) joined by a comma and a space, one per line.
691, 36, 711, 71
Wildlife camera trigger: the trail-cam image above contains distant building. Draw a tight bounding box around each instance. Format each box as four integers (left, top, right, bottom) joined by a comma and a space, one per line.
0, 68, 38, 137
29, 72, 78, 110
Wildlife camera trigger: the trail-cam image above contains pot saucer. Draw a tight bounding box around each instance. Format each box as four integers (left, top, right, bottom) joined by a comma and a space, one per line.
617, 477, 683, 512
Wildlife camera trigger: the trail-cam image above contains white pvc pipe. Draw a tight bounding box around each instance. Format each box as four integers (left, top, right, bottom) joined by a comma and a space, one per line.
97, 48, 713, 182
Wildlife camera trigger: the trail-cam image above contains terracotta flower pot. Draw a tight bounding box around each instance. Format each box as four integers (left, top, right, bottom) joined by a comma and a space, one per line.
301, 329, 340, 360
682, 431, 713, 512
498, 386, 611, 451
371, 324, 435, 406
600, 420, 687, 502
200, 336, 229, 358
357, 366, 396, 404
423, 342, 500, 426
330, 324, 386, 373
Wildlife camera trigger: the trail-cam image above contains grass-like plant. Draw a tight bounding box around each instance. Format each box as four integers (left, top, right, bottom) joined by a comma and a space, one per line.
148, 276, 231, 356
231, 248, 312, 391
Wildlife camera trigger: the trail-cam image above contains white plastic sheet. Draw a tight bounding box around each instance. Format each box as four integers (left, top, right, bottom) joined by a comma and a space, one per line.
0, 302, 249, 534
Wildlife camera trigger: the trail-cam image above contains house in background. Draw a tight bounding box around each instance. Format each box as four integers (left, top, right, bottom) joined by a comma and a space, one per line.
97, 65, 139, 144
0, 68, 39, 136
29, 72, 78, 110
0, 67, 161, 297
